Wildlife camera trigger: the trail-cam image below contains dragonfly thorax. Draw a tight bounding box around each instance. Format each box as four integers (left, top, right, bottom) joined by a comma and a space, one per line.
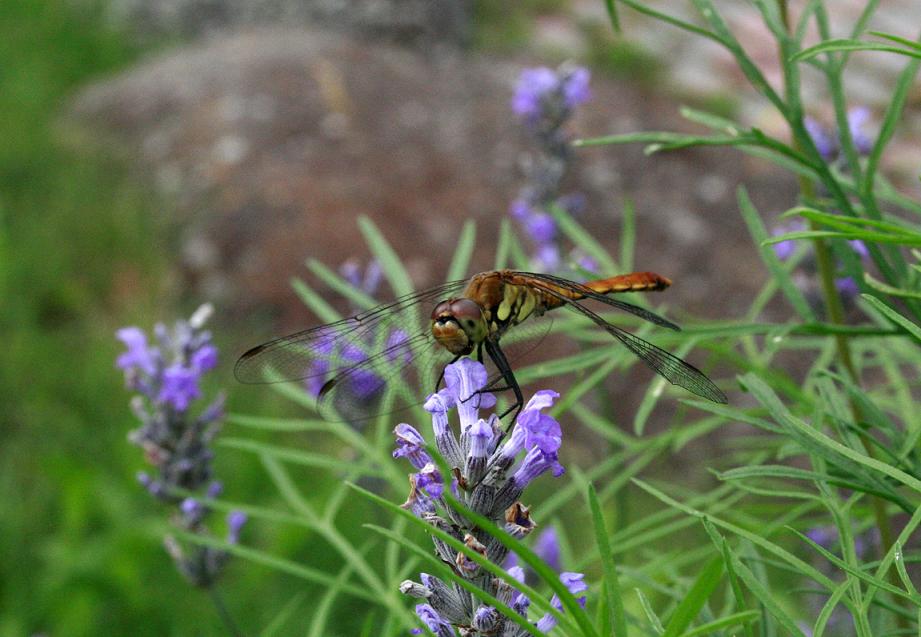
430, 298, 489, 356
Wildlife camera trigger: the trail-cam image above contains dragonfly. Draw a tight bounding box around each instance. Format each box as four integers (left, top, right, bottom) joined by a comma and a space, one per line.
235, 269, 728, 421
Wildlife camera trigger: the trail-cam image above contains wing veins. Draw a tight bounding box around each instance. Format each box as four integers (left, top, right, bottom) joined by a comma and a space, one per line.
530, 281, 727, 404
235, 279, 465, 383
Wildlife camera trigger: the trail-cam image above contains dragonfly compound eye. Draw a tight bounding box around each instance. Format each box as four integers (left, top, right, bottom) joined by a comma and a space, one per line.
430, 298, 486, 356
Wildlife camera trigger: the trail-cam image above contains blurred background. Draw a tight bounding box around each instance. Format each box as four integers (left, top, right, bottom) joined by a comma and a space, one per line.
2, 0, 919, 634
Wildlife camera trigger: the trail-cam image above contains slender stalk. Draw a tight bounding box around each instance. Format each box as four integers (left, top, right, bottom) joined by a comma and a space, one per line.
207, 585, 244, 637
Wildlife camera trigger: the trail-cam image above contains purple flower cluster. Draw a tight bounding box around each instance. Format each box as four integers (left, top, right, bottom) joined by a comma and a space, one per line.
395, 359, 586, 635
804, 107, 874, 163
510, 65, 597, 274
116, 304, 246, 587
771, 219, 869, 303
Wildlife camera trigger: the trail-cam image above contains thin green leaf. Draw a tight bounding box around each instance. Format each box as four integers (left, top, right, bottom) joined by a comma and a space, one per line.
307, 258, 379, 310
549, 202, 618, 273
260, 593, 306, 637
864, 272, 921, 300
291, 277, 342, 324
635, 588, 665, 635
604, 0, 620, 31
740, 373, 921, 494
661, 555, 723, 637
679, 611, 761, 637
446, 219, 476, 282
358, 215, 413, 298
792, 38, 921, 62
587, 484, 627, 637
862, 294, 921, 342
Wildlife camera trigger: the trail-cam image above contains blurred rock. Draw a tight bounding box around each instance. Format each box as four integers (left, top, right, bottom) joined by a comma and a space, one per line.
70, 27, 793, 333
108, 0, 470, 45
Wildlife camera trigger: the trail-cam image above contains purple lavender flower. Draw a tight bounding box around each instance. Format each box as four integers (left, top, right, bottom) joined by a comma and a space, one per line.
116, 327, 157, 376
804, 117, 838, 161
562, 67, 592, 108
116, 304, 239, 588
805, 107, 874, 163
534, 527, 562, 573
158, 363, 201, 411
398, 359, 583, 635
847, 107, 873, 156
771, 220, 806, 261
227, 511, 247, 545
510, 64, 592, 274
511, 67, 560, 119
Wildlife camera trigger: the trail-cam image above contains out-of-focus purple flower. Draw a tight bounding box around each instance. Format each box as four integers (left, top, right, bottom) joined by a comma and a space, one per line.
557, 192, 586, 216
835, 276, 859, 296
510, 198, 533, 220
562, 67, 592, 108
191, 344, 218, 373
510, 64, 592, 276
227, 511, 247, 544
534, 243, 562, 272
847, 107, 873, 155
574, 253, 598, 274
805, 525, 836, 549
525, 212, 557, 244
804, 116, 838, 161
511, 67, 560, 119
771, 220, 806, 261
849, 239, 869, 259
116, 327, 157, 376
534, 527, 562, 572
158, 363, 201, 411
117, 304, 236, 588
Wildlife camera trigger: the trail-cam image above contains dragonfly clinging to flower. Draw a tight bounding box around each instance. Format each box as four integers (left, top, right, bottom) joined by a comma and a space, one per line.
235, 270, 727, 420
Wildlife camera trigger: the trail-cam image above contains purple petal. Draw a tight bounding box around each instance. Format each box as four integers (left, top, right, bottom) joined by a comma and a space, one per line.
116, 327, 157, 375
158, 363, 201, 411
191, 343, 219, 372
511, 67, 559, 118
562, 67, 591, 108
847, 106, 873, 155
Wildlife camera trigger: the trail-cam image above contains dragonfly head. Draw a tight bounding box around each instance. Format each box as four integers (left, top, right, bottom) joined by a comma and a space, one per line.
431, 298, 487, 356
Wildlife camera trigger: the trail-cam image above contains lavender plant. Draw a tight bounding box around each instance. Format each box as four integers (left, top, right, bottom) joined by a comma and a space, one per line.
116, 304, 246, 601
393, 359, 588, 635
510, 65, 596, 273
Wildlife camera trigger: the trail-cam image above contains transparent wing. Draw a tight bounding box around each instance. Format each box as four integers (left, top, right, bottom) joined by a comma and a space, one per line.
514, 273, 728, 404
234, 280, 466, 384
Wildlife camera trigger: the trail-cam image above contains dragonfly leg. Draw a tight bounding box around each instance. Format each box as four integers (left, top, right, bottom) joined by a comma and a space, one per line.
484, 339, 524, 427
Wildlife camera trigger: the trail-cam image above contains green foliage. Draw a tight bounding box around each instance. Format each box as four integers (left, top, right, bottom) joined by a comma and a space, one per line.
11, 0, 921, 635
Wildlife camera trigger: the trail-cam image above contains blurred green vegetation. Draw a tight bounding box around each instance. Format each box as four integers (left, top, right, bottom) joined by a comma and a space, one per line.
0, 1, 291, 634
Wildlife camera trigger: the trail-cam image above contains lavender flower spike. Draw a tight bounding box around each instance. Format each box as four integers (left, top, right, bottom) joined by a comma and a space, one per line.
396, 360, 585, 636
116, 303, 239, 588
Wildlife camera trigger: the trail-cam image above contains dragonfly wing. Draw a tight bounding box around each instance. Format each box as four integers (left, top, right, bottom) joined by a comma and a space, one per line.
316, 330, 455, 421
234, 280, 466, 384
524, 278, 727, 404
512, 271, 681, 331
